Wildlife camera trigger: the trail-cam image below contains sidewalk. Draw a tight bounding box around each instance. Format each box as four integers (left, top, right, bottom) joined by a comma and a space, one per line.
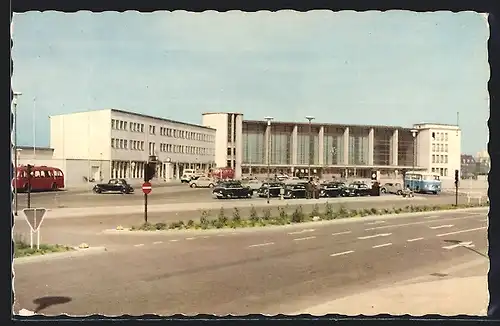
18, 195, 427, 219
296, 275, 488, 316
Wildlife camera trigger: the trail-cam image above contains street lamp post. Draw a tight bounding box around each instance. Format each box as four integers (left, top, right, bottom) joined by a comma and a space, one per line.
12, 91, 22, 216
411, 129, 418, 191
305, 116, 315, 180
264, 116, 274, 204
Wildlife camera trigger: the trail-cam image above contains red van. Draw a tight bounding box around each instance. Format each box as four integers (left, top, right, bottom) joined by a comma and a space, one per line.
13, 165, 65, 192
209, 167, 235, 180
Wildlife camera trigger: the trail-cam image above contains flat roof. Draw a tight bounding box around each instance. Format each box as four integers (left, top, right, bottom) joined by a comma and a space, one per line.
202, 112, 244, 116
51, 108, 215, 131
243, 119, 412, 131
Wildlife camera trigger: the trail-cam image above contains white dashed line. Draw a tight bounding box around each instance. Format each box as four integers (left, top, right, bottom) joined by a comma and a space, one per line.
365, 215, 475, 231
293, 236, 316, 242
169, 239, 179, 242
134, 244, 145, 247
248, 242, 275, 248
429, 224, 454, 230
365, 221, 386, 225
358, 233, 392, 240
372, 243, 392, 249
288, 229, 315, 235
186, 237, 196, 240
153, 241, 163, 245
442, 241, 475, 250
407, 237, 424, 242
332, 231, 352, 236
330, 250, 354, 257
436, 227, 487, 237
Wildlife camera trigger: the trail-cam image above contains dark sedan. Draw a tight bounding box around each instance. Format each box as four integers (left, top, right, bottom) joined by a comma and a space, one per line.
319, 182, 345, 198
93, 179, 134, 194
283, 183, 307, 199
257, 182, 284, 198
212, 182, 253, 199
342, 183, 371, 197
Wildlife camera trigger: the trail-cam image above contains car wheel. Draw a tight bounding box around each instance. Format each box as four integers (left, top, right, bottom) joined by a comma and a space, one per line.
190, 183, 196, 188
396, 190, 402, 195
94, 188, 101, 194
121, 188, 127, 194
380, 188, 387, 194
51, 183, 58, 190
208, 183, 214, 188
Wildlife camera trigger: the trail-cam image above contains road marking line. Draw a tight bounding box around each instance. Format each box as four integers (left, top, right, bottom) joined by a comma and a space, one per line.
330, 250, 354, 257
332, 231, 352, 236
358, 233, 392, 240
288, 229, 315, 235
134, 244, 145, 247
248, 242, 274, 248
372, 243, 392, 249
436, 227, 487, 237
217, 234, 225, 237
294, 236, 317, 242
153, 241, 163, 244
443, 241, 475, 250
429, 224, 454, 230
479, 218, 488, 222
365, 221, 386, 225
424, 215, 440, 219
186, 237, 196, 240
407, 237, 424, 242
365, 215, 475, 231
169, 239, 179, 242
202, 236, 210, 239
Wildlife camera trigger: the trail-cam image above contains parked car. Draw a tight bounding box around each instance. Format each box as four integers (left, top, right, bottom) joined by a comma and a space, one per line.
189, 176, 216, 188
283, 183, 307, 199
212, 182, 253, 199
380, 182, 403, 195
319, 182, 346, 198
180, 174, 192, 183
257, 182, 284, 198
93, 179, 134, 194
343, 183, 371, 197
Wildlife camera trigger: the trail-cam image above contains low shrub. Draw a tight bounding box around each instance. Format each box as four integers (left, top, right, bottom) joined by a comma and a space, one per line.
310, 204, 320, 218
324, 202, 335, 220
262, 208, 272, 221
217, 207, 228, 225
155, 222, 167, 230
291, 205, 305, 223
186, 220, 195, 228
200, 210, 210, 226
232, 207, 241, 222
278, 207, 289, 221
249, 205, 258, 220
337, 206, 349, 218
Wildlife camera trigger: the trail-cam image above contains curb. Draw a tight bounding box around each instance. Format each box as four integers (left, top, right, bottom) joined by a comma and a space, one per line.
13, 246, 108, 265
102, 206, 489, 237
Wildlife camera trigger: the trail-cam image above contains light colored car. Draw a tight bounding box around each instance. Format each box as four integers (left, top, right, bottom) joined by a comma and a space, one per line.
189, 176, 216, 188
245, 179, 263, 191
380, 182, 403, 195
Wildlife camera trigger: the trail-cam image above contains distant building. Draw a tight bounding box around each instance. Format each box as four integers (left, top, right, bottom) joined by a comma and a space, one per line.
202, 113, 461, 180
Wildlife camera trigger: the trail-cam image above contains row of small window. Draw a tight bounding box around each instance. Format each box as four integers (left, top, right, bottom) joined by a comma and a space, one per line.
431, 167, 448, 177
111, 119, 214, 143
111, 138, 142, 150
159, 143, 213, 156
432, 132, 449, 142
432, 154, 448, 164
432, 143, 448, 153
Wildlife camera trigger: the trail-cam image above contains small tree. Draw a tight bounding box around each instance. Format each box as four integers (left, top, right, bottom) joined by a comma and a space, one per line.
249, 205, 258, 220
324, 202, 334, 219
232, 207, 241, 223
262, 207, 272, 221
291, 205, 305, 223
217, 207, 228, 225
310, 204, 320, 218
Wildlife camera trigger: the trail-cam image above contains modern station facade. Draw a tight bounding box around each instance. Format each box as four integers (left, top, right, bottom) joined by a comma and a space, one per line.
202, 112, 461, 181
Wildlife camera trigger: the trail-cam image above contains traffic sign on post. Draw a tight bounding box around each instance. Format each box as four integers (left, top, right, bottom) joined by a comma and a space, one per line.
22, 208, 46, 232
142, 182, 152, 195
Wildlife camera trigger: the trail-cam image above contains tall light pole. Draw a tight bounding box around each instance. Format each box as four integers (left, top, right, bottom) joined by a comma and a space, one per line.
12, 91, 22, 216
411, 129, 418, 191
264, 116, 274, 204
305, 116, 315, 180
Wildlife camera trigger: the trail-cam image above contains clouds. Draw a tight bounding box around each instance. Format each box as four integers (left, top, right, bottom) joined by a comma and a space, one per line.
11, 10, 489, 152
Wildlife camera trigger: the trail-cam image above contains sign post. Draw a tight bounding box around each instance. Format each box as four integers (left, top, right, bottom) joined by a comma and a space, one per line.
142, 182, 152, 224
21, 208, 47, 249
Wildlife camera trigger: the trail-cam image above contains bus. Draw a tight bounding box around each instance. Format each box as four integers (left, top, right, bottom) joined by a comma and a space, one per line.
404, 172, 441, 194
12, 165, 65, 192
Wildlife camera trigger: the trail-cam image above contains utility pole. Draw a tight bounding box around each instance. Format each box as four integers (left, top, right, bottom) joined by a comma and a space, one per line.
264, 116, 274, 204
305, 116, 315, 180
12, 91, 22, 216
411, 129, 418, 191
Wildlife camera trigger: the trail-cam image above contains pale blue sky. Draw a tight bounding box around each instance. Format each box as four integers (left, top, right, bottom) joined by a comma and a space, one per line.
11, 10, 489, 153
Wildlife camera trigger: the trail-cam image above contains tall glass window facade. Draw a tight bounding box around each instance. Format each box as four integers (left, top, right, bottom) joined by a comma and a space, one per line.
373, 128, 393, 166
323, 127, 344, 165
297, 125, 319, 165
270, 125, 293, 165
348, 128, 370, 165
398, 130, 415, 167
242, 123, 266, 165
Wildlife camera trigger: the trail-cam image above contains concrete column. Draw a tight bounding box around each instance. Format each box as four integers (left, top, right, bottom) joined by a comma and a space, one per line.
343, 127, 350, 165
292, 125, 298, 165
234, 114, 243, 179
392, 129, 399, 166
318, 126, 324, 166
368, 128, 374, 166
265, 124, 271, 165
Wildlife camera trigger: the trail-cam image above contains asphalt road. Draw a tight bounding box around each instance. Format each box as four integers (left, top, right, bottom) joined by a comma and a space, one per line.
13, 208, 488, 315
